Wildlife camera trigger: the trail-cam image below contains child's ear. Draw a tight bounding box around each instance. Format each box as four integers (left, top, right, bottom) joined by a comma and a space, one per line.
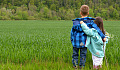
87, 12, 89, 15
80, 12, 82, 15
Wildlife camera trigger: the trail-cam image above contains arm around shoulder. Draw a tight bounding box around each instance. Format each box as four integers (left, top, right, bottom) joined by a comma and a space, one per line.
80, 21, 94, 36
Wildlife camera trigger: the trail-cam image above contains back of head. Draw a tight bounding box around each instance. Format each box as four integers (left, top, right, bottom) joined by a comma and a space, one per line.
80, 5, 89, 16
94, 17, 105, 34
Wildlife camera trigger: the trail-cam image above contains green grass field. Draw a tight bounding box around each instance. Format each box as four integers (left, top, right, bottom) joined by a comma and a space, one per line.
0, 20, 120, 70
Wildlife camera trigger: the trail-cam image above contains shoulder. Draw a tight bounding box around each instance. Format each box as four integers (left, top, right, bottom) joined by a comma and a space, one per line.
72, 17, 95, 21
83, 17, 95, 20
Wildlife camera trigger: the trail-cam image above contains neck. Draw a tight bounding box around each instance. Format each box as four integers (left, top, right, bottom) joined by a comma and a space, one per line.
81, 15, 87, 18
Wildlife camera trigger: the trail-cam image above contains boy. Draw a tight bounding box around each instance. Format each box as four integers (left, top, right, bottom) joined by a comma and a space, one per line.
71, 5, 106, 69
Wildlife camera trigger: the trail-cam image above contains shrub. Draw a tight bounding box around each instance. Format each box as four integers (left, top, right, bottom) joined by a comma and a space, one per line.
57, 17, 61, 20
50, 4, 56, 11
0, 8, 7, 16
28, 10, 34, 16
29, 5, 37, 12
28, 16, 35, 20
14, 15, 22, 20
9, 14, 14, 20
52, 16, 58, 20
1, 16, 10, 20
64, 9, 75, 20
22, 11, 29, 20
0, 16, 2, 20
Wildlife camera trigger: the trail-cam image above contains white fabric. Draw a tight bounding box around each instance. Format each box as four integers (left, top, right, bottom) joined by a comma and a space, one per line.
92, 54, 103, 66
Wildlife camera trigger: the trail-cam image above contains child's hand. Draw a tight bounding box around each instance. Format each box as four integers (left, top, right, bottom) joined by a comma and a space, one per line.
80, 21, 84, 24
103, 38, 106, 42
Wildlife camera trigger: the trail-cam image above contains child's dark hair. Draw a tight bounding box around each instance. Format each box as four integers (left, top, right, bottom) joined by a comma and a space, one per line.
80, 5, 89, 16
94, 17, 105, 35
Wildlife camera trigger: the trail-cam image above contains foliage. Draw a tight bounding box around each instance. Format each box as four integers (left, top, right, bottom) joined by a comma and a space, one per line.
0, 0, 120, 20
64, 9, 75, 20
89, 9, 94, 17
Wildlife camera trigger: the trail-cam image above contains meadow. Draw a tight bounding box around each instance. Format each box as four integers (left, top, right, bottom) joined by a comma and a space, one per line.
0, 20, 120, 70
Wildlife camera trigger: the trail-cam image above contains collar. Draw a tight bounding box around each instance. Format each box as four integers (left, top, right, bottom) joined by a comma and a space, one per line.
72, 17, 95, 21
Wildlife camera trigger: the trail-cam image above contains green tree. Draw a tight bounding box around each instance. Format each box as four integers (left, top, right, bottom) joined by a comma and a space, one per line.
96, 13, 101, 17
101, 9, 109, 20
50, 4, 56, 11
89, 9, 94, 17
39, 7, 52, 20
37, 2, 44, 12
64, 9, 75, 20
108, 6, 114, 18
58, 7, 66, 20
22, 11, 29, 20
113, 9, 119, 19
74, 9, 81, 18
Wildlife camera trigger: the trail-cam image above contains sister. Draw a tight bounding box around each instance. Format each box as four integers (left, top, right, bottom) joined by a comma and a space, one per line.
80, 17, 108, 69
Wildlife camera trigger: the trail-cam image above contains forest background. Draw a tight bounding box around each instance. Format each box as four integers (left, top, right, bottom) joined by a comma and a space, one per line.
0, 0, 120, 20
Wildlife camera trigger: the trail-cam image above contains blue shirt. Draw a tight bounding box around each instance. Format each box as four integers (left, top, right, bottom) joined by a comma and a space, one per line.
71, 17, 105, 48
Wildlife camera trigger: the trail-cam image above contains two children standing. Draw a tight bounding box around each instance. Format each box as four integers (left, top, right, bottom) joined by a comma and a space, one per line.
71, 5, 108, 69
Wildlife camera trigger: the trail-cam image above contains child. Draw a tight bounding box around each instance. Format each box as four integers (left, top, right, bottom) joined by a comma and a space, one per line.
71, 5, 106, 69
80, 17, 108, 69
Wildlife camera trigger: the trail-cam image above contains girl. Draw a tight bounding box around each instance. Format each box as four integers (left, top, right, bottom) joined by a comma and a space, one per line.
80, 17, 107, 69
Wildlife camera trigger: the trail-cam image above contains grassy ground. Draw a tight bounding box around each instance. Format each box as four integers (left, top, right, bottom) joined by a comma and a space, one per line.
0, 20, 119, 70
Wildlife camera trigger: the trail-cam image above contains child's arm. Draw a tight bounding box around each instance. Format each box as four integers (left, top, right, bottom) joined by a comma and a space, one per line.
80, 21, 94, 36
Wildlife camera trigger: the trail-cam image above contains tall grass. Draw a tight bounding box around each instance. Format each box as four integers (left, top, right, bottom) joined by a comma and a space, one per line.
0, 20, 119, 69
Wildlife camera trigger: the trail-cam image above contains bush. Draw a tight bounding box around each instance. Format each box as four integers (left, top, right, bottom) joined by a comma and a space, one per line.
57, 17, 61, 20
16, 10, 22, 17
1, 16, 10, 20
15, 10, 29, 20
28, 10, 34, 16
58, 7, 66, 20
21, 5, 28, 11
96, 13, 101, 17
89, 9, 94, 17
9, 14, 14, 20
64, 9, 75, 20
0, 16, 2, 20
50, 4, 56, 11
52, 16, 58, 20
38, 12, 44, 19
28, 16, 35, 20
0, 8, 7, 16
29, 5, 37, 11
14, 15, 22, 20
0, 8, 14, 20
22, 11, 28, 20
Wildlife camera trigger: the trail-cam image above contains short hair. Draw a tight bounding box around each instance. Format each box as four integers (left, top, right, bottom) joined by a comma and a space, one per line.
80, 5, 89, 16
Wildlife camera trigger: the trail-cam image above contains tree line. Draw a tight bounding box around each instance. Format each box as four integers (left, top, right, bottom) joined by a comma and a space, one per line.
0, 0, 120, 20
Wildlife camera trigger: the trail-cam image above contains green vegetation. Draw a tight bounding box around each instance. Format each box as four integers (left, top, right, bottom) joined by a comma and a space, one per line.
0, 20, 119, 69
0, 0, 120, 20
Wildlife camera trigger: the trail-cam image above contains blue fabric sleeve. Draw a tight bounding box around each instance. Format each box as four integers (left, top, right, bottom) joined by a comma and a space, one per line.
91, 21, 105, 39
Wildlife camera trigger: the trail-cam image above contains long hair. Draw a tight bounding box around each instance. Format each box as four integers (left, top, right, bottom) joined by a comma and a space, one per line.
94, 17, 105, 35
